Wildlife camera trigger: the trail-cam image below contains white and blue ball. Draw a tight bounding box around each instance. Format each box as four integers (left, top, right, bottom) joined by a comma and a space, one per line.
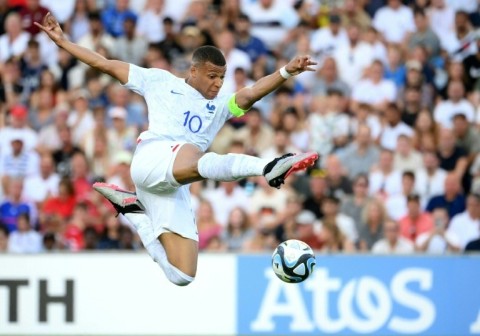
271, 239, 316, 283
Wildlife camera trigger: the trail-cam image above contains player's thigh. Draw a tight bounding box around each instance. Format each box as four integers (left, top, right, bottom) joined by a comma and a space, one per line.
172, 143, 204, 184
159, 232, 198, 277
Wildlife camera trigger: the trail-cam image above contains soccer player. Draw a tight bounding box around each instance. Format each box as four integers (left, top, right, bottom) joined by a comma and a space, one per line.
36, 13, 318, 286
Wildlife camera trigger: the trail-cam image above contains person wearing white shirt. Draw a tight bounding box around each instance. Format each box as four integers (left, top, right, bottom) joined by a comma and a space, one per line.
0, 13, 31, 62
433, 80, 476, 128
372, 0, 415, 44
385, 171, 415, 221
415, 151, 447, 208
310, 14, 348, 61
369, 149, 403, 199
352, 60, 397, 109
393, 134, 423, 173
380, 103, 414, 151
427, 0, 455, 38
446, 193, 480, 250
22, 154, 60, 205
135, 0, 166, 43
7, 213, 42, 253
372, 220, 415, 254
242, 0, 299, 50
216, 30, 252, 85
67, 90, 96, 146
334, 23, 374, 88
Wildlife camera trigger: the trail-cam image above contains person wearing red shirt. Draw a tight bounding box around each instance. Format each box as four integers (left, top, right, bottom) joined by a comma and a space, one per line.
19, 0, 49, 35
399, 194, 434, 242
42, 177, 76, 220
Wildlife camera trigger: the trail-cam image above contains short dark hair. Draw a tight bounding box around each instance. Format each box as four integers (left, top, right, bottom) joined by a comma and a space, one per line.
192, 46, 226, 67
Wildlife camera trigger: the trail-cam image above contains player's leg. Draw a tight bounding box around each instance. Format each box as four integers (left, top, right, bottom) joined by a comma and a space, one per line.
173, 143, 319, 188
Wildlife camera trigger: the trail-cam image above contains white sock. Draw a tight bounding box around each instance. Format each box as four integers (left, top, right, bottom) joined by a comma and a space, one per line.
124, 212, 194, 286
197, 152, 270, 181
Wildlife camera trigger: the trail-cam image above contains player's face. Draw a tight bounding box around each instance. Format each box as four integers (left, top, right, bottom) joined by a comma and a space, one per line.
192, 62, 226, 100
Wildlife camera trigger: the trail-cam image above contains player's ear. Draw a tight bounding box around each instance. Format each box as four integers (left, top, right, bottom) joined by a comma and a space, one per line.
190, 65, 197, 78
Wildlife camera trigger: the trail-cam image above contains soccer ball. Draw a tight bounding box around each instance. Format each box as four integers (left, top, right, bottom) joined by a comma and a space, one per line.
271, 239, 316, 283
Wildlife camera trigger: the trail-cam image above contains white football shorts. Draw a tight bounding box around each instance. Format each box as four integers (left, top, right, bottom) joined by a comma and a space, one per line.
130, 139, 198, 242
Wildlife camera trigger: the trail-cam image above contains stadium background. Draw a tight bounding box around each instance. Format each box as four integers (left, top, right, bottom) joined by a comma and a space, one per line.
0, 0, 480, 335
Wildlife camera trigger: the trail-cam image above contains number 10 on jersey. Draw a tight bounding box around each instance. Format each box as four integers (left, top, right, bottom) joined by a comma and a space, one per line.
183, 111, 202, 133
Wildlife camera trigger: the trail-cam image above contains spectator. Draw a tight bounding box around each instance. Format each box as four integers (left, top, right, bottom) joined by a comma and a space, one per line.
195, 200, 223, 251
97, 212, 124, 249
379, 103, 414, 151
52, 125, 83, 177
340, 174, 372, 233
274, 193, 304, 243
393, 134, 423, 173
107, 150, 134, 191
67, 89, 96, 146
101, 0, 137, 38
0, 105, 38, 156
19, 39, 47, 95
409, 8, 441, 59
371, 219, 415, 254
68, 0, 91, 43
318, 218, 355, 253
368, 149, 403, 199
310, 13, 348, 61
452, 112, 480, 158
203, 180, 249, 227
427, 0, 455, 38
310, 56, 350, 98
293, 209, 322, 250
37, 103, 70, 153
0, 178, 31, 233
384, 44, 407, 88
242, 0, 299, 51
446, 193, 480, 250
7, 212, 42, 253
0, 224, 9, 252
398, 85, 423, 128
114, 15, 148, 65
42, 177, 76, 221
462, 39, 480, 92
107, 84, 146, 130
0, 59, 25, 108
426, 173, 466, 219
83, 226, 99, 250
22, 153, 60, 208
399, 194, 435, 242
415, 207, 458, 253
261, 128, 299, 159
352, 60, 397, 111
221, 207, 254, 252
0, 0, 13, 36
0, 132, 40, 187
19, 0, 49, 36
324, 154, 352, 199
340, 0, 371, 31
386, 171, 416, 221
398, 60, 434, 110
215, 29, 251, 85
373, 0, 415, 44
106, 106, 138, 155
320, 195, 357, 243
339, 125, 380, 180
415, 150, 448, 207
135, 0, 166, 44
70, 152, 93, 202
412, 109, 439, 152
349, 103, 382, 141
334, 23, 374, 88
0, 12, 30, 62
358, 198, 387, 251
231, 108, 273, 156
234, 13, 268, 66
78, 11, 116, 57
434, 80, 476, 128
281, 107, 309, 152
436, 127, 468, 178
303, 170, 328, 219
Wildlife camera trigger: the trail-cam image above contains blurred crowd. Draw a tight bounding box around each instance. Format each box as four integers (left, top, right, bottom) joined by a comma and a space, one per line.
0, 0, 480, 255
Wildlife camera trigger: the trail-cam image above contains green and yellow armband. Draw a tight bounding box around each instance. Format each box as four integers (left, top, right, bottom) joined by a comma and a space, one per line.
228, 95, 248, 117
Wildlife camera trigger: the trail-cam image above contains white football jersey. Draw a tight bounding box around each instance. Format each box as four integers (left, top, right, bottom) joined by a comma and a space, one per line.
123, 64, 236, 152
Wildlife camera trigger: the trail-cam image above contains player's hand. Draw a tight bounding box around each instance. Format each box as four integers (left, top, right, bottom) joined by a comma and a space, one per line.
285, 55, 317, 76
34, 12, 67, 46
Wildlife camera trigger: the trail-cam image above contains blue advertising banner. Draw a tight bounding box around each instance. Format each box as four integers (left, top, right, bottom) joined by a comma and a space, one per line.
237, 255, 480, 335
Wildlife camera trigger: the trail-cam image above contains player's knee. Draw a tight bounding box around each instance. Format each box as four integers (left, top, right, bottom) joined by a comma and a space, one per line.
166, 264, 195, 286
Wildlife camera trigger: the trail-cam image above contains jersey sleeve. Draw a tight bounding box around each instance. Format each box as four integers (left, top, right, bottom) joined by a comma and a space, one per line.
122, 64, 170, 96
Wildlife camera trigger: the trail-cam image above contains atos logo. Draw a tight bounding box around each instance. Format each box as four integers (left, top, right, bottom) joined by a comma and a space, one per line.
250, 268, 436, 334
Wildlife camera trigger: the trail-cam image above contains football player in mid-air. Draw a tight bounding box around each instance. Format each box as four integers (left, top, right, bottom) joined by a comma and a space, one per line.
36, 12, 318, 286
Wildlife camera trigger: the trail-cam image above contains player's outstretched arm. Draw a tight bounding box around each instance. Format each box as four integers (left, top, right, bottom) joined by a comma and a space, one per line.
234, 55, 316, 110
34, 12, 129, 84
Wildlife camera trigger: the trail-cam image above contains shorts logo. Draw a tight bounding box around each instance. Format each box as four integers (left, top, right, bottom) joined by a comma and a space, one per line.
171, 90, 183, 95
171, 144, 180, 152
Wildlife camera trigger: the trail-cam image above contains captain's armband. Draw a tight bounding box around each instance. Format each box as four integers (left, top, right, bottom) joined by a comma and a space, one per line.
228, 94, 248, 117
